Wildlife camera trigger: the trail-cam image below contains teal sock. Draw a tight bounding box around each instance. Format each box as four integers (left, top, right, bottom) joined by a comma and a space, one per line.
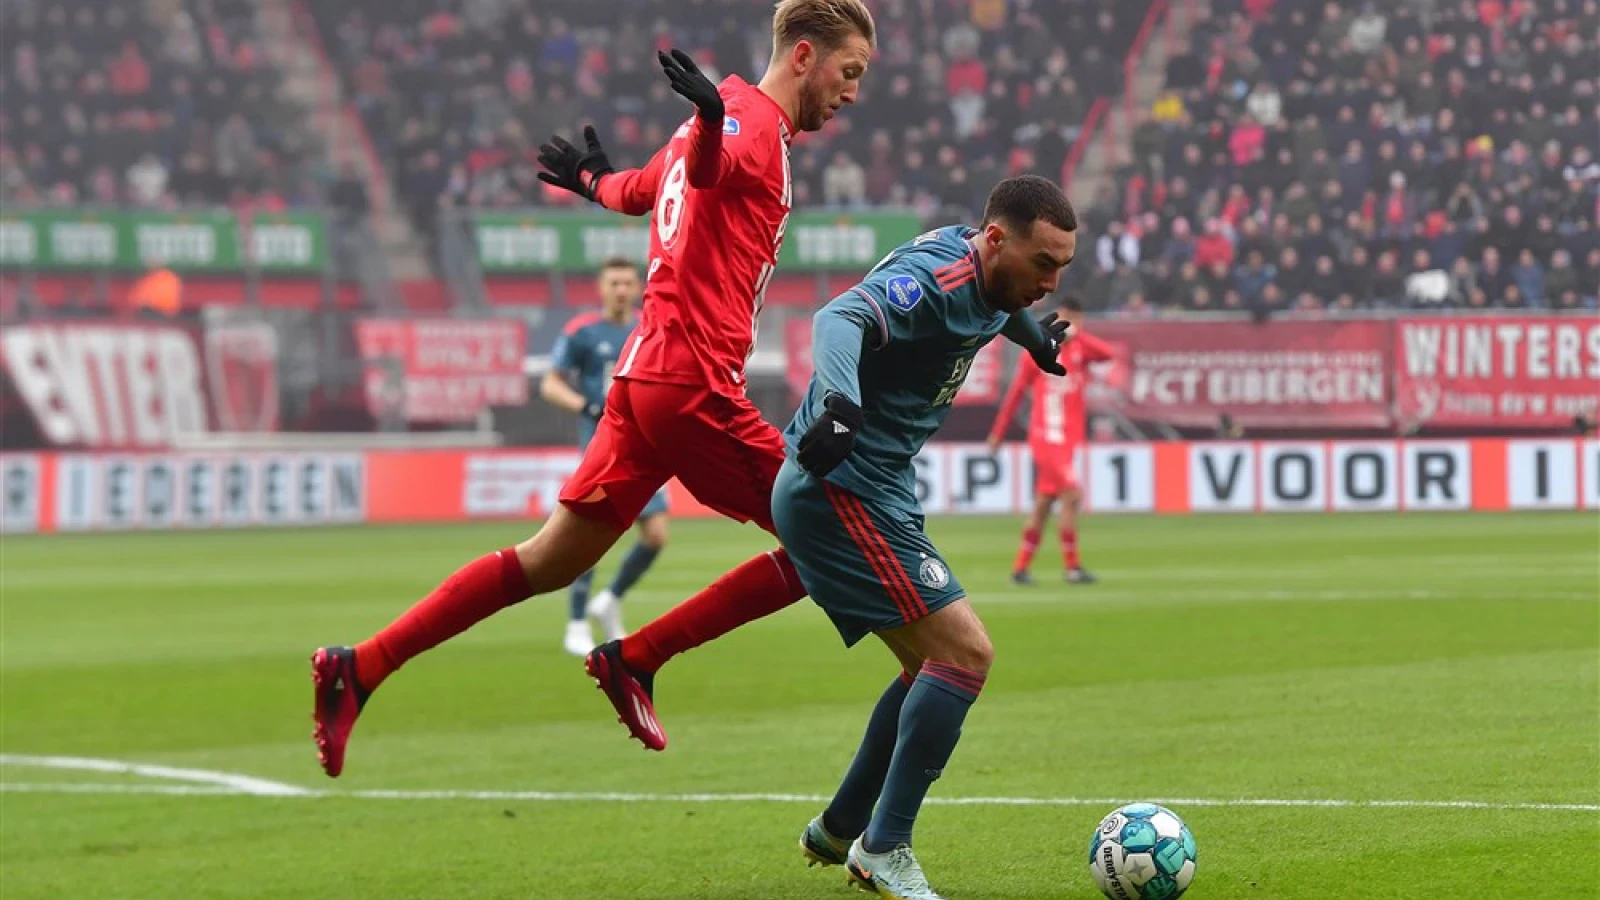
568, 568, 596, 622
863, 662, 986, 852
606, 542, 660, 599
822, 671, 913, 839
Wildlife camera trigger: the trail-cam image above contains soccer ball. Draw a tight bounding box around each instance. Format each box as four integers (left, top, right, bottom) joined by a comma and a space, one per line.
1087, 803, 1198, 900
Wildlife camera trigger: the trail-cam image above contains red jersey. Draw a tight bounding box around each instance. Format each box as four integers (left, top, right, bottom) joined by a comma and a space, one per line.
596, 75, 793, 399
989, 332, 1117, 448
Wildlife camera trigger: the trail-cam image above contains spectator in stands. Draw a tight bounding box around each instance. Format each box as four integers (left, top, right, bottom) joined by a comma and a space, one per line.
1194, 218, 1236, 269
1160, 217, 1197, 266
822, 151, 867, 208
1306, 252, 1343, 301
1096, 220, 1140, 273
1172, 261, 1206, 308
1246, 81, 1283, 128
1233, 250, 1276, 306
1510, 249, 1547, 306
1276, 246, 1309, 298
126, 153, 169, 207
1477, 247, 1511, 301
1544, 250, 1580, 303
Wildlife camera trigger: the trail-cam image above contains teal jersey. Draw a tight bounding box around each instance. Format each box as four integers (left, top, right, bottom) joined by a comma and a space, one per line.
783, 225, 1013, 516
549, 312, 636, 447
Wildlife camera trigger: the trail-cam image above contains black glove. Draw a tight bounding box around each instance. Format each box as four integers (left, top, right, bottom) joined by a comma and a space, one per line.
1029, 312, 1071, 376
796, 394, 863, 478
581, 401, 604, 420
536, 125, 614, 201
657, 48, 725, 123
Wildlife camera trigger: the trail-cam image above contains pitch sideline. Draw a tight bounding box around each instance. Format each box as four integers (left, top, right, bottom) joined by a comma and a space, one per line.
1, 754, 1595, 813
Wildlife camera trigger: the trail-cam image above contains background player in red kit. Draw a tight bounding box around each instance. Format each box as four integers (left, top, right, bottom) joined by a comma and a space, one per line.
309, 0, 876, 774
987, 297, 1116, 585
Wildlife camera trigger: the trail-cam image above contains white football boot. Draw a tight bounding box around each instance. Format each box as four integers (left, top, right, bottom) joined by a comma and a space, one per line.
585, 589, 626, 642
562, 619, 595, 657
845, 837, 947, 900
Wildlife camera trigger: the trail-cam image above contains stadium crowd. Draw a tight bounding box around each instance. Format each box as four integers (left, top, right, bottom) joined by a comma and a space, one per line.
4, 0, 1595, 316
1075, 0, 1600, 314
0, 0, 327, 212
309, 0, 1144, 242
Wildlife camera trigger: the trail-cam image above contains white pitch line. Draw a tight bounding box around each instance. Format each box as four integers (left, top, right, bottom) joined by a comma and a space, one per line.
1, 781, 1594, 813
1, 782, 245, 797
0, 754, 313, 796
3, 754, 1594, 812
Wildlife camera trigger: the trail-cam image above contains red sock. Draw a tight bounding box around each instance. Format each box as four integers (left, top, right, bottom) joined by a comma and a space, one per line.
355, 548, 532, 692
1013, 527, 1041, 573
620, 549, 805, 673
1061, 528, 1080, 570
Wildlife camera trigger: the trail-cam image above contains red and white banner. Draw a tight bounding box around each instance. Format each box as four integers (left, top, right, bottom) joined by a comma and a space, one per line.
784, 317, 1003, 406
1087, 320, 1391, 428
354, 319, 527, 424
5, 438, 1592, 532
204, 321, 280, 433
0, 320, 279, 449
1393, 317, 1600, 428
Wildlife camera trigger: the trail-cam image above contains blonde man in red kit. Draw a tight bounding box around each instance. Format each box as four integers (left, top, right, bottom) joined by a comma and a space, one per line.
987, 297, 1116, 585
310, 0, 876, 774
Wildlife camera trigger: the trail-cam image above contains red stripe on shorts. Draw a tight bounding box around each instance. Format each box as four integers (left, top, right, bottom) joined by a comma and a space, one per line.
837, 488, 928, 620
824, 482, 920, 623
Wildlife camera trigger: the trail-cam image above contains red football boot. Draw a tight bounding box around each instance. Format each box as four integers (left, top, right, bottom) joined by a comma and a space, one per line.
310, 646, 370, 777
584, 640, 666, 751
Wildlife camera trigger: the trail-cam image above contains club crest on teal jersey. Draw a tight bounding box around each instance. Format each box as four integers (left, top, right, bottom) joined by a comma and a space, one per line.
885, 275, 923, 312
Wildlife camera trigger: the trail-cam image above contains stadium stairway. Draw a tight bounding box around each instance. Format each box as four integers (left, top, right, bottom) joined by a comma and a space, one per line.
253, 0, 432, 288
1069, 0, 1207, 212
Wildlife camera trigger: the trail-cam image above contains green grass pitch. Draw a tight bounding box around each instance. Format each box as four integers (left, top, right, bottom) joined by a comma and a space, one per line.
2, 511, 1596, 899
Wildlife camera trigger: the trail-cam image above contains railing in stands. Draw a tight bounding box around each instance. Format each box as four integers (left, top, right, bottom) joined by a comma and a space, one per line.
1103, 0, 1175, 177
1062, 97, 1109, 189
290, 0, 391, 223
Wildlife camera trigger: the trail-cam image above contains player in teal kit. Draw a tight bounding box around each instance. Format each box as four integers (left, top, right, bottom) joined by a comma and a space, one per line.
777, 176, 1078, 900
541, 258, 669, 656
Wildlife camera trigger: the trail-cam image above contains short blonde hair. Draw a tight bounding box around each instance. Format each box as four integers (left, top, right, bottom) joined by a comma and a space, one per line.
772, 0, 876, 54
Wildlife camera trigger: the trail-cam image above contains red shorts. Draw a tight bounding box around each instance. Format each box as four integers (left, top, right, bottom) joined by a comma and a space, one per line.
559, 379, 786, 534
1032, 442, 1082, 496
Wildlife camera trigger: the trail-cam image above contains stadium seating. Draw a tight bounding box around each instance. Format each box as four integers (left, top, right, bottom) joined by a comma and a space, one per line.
0, 0, 326, 211
1077, 0, 1600, 313
306, 0, 1146, 240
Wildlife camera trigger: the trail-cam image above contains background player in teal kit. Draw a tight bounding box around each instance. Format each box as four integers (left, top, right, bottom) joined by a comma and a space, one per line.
777, 176, 1078, 900
542, 258, 669, 656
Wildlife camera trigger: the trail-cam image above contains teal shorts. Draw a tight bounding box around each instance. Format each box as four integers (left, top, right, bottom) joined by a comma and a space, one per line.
771, 457, 965, 646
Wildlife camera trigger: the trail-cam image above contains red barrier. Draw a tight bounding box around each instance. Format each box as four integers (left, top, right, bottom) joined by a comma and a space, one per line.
0, 319, 279, 448
5, 438, 1594, 533
1089, 319, 1392, 428
353, 318, 528, 424
1392, 316, 1600, 428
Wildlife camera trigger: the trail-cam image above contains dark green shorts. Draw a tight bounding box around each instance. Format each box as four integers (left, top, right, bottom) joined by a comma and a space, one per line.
772, 458, 965, 646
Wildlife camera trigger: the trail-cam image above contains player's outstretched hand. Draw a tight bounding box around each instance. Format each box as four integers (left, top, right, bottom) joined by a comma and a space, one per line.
1029, 312, 1071, 376
657, 49, 725, 123
537, 125, 614, 201
797, 394, 863, 478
